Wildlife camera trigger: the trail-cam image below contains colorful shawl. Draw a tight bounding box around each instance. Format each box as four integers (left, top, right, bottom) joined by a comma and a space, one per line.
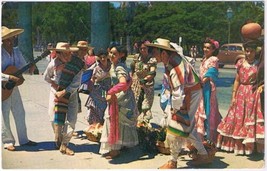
107, 80, 132, 145
54, 56, 85, 125
203, 67, 218, 139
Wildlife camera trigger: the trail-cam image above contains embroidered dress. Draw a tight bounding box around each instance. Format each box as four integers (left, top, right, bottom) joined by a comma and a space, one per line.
216, 58, 263, 155
85, 61, 111, 125
195, 56, 221, 143
99, 62, 139, 154
131, 54, 157, 117
242, 89, 264, 154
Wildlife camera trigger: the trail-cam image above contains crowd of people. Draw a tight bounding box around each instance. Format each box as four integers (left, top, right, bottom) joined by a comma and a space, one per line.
1, 21, 264, 169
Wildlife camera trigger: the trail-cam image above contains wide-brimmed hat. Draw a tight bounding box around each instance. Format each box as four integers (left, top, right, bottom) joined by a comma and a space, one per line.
145, 38, 177, 52
75, 41, 93, 49
2, 26, 24, 40
49, 42, 79, 52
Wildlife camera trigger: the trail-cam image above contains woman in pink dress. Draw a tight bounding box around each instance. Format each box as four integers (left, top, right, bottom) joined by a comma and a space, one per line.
216, 40, 264, 155
195, 38, 222, 143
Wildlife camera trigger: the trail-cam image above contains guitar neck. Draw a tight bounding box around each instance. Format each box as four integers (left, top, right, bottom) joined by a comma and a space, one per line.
14, 56, 41, 76
14, 50, 51, 76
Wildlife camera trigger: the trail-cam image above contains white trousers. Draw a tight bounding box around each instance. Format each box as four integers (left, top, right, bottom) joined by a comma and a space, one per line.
2, 87, 29, 145
48, 89, 78, 145
166, 128, 208, 162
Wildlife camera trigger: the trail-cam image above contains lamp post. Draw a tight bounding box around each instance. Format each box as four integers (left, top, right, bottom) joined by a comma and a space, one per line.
227, 7, 233, 43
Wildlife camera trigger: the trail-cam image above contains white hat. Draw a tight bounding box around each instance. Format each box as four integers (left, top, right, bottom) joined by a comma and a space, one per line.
49, 42, 79, 52
145, 38, 177, 52
2, 26, 24, 40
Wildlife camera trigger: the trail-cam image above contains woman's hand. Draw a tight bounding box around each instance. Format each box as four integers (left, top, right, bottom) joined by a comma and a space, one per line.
106, 94, 112, 103
231, 96, 236, 105
257, 84, 264, 93
202, 77, 210, 84
231, 90, 237, 104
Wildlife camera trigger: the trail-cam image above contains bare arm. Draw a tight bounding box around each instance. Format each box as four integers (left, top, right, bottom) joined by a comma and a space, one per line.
231, 73, 240, 104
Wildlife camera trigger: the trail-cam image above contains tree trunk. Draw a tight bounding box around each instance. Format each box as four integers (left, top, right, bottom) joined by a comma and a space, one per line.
18, 2, 33, 62
91, 2, 110, 49
18, 2, 39, 74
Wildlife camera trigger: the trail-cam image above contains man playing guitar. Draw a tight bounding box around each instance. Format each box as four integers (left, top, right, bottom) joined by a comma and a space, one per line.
1, 26, 37, 151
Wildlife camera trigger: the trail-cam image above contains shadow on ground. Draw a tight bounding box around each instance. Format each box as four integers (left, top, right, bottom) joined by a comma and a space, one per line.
179, 156, 229, 169
13, 141, 100, 154
108, 146, 158, 165
247, 152, 265, 162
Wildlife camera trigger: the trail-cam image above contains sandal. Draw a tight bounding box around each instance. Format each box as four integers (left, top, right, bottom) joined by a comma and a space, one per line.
4, 145, 16, 151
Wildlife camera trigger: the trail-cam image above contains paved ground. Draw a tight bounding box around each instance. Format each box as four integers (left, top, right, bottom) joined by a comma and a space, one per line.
1, 56, 265, 169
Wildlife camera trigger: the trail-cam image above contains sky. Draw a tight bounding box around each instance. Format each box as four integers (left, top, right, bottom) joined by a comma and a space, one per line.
111, 2, 120, 8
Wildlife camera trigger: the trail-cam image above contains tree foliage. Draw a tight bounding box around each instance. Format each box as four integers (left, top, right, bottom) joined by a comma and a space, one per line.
2, 1, 264, 52
31, 2, 91, 45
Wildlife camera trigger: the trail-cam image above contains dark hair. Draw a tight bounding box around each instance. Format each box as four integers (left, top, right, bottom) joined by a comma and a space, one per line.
136, 40, 151, 53
244, 40, 262, 60
115, 45, 128, 63
204, 37, 219, 56
136, 40, 150, 48
95, 47, 108, 56
108, 41, 120, 50
243, 39, 262, 50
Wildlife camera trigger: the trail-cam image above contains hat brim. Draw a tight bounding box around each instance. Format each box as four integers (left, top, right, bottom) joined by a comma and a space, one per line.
74, 45, 94, 49
145, 43, 177, 52
48, 47, 79, 52
2, 29, 24, 40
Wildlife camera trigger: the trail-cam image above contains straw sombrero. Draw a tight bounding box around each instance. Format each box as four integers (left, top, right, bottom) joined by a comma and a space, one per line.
2, 26, 24, 40
145, 38, 177, 52
49, 42, 79, 52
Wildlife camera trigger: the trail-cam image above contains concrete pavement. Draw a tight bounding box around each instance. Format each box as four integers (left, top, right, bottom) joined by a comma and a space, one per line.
1, 57, 265, 169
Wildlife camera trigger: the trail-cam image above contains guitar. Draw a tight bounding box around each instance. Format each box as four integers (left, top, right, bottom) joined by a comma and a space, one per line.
2, 50, 51, 101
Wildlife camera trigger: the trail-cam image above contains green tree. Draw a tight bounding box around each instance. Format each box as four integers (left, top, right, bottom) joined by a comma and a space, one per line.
32, 2, 91, 45
128, 1, 263, 53
2, 1, 264, 54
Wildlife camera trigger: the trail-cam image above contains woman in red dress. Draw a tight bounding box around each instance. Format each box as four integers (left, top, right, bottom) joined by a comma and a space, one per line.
216, 40, 264, 155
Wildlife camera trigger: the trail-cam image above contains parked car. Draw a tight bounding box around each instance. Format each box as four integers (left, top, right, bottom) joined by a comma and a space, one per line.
217, 43, 245, 68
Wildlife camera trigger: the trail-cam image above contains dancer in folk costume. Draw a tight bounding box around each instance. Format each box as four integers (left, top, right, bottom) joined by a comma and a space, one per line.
130, 40, 157, 123
83, 48, 112, 142
194, 38, 222, 143
99, 45, 139, 159
146, 38, 212, 169
216, 39, 264, 155
75, 41, 93, 112
44, 42, 85, 155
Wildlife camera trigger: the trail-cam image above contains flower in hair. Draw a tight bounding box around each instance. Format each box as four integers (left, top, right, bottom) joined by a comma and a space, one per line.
209, 38, 220, 49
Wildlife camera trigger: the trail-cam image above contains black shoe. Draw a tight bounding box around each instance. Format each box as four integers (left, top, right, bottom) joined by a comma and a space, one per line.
22, 140, 37, 146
